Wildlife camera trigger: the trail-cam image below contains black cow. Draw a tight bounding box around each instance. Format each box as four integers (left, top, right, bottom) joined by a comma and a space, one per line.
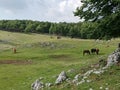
83, 50, 90, 55
91, 48, 99, 55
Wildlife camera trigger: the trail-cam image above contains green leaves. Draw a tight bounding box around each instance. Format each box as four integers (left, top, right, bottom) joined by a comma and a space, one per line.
74, 0, 120, 21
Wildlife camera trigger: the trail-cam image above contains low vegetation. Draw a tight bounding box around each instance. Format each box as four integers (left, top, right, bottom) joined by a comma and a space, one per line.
0, 30, 119, 90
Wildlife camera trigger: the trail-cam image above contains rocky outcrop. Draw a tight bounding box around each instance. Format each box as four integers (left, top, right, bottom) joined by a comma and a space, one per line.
31, 79, 44, 90
31, 44, 120, 89
106, 48, 120, 67
55, 71, 68, 84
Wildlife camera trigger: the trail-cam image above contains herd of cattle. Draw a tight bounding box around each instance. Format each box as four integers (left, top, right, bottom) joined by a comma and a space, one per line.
83, 48, 99, 55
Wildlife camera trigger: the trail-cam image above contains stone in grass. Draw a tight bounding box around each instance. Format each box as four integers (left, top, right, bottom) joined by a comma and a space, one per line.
31, 79, 44, 90
67, 69, 76, 73
72, 74, 81, 84
89, 88, 93, 90
55, 71, 68, 85
45, 83, 53, 87
99, 86, 103, 89
105, 87, 109, 90
106, 50, 120, 67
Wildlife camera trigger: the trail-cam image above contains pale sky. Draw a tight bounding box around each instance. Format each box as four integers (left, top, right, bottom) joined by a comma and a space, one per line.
0, 0, 82, 22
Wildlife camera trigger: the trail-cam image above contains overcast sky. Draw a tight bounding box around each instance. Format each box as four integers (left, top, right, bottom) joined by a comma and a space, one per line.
0, 0, 82, 22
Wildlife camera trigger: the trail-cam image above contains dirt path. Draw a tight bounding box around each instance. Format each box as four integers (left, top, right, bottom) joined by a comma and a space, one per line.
0, 60, 32, 65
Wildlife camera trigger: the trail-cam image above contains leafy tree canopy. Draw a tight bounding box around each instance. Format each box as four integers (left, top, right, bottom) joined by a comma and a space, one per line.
74, 0, 120, 21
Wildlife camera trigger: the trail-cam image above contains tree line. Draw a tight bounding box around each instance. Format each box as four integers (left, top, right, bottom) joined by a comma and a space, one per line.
0, 0, 120, 40
0, 19, 119, 40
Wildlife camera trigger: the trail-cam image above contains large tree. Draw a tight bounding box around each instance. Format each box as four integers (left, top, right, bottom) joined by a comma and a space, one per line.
74, 0, 120, 21
74, 0, 120, 39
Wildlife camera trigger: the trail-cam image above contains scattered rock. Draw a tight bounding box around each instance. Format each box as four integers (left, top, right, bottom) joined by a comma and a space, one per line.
100, 86, 103, 89
66, 78, 71, 83
31, 79, 44, 90
76, 79, 85, 85
31, 44, 120, 89
40, 42, 57, 49
67, 69, 76, 73
89, 88, 93, 90
106, 48, 120, 67
105, 83, 108, 86
45, 83, 53, 87
84, 70, 94, 77
74, 74, 81, 80
105, 87, 109, 90
86, 80, 91, 83
55, 71, 68, 85
93, 69, 104, 75
39, 77, 44, 80
72, 74, 81, 84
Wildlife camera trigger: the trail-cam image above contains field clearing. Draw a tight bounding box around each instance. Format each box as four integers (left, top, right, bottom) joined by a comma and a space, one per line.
0, 30, 120, 90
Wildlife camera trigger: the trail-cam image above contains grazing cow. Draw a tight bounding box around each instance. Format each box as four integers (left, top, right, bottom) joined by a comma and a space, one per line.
83, 50, 90, 55
91, 48, 99, 55
57, 36, 61, 39
96, 49, 99, 55
13, 48, 16, 54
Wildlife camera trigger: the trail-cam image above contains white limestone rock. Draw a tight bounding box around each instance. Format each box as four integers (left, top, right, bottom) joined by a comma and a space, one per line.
55, 71, 68, 84
31, 79, 44, 90
106, 48, 120, 67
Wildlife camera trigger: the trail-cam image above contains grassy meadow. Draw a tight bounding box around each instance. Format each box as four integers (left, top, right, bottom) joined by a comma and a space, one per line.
0, 30, 120, 90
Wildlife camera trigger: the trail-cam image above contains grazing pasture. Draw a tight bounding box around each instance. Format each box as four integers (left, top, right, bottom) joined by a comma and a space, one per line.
0, 30, 119, 90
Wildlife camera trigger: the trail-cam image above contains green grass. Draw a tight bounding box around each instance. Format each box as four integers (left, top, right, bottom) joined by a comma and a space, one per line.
0, 30, 119, 90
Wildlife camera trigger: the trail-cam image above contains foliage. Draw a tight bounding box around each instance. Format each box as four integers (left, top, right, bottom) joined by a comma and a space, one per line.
74, 0, 120, 21
0, 18, 120, 39
74, 0, 120, 39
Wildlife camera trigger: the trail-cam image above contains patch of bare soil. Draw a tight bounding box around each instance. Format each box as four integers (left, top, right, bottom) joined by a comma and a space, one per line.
0, 60, 32, 65
49, 54, 69, 59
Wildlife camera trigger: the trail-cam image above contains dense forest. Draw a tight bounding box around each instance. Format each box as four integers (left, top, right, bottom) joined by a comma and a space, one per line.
0, 0, 120, 40
0, 19, 119, 40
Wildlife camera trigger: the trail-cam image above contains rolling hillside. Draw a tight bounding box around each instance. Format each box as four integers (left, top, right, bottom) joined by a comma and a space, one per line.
0, 30, 120, 90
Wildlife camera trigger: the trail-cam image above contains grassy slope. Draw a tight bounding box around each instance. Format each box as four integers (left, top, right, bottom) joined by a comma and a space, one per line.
0, 30, 120, 90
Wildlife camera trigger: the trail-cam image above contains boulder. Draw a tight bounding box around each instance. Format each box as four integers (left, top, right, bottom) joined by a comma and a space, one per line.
106, 48, 120, 67
45, 83, 53, 87
31, 79, 44, 90
55, 71, 68, 84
